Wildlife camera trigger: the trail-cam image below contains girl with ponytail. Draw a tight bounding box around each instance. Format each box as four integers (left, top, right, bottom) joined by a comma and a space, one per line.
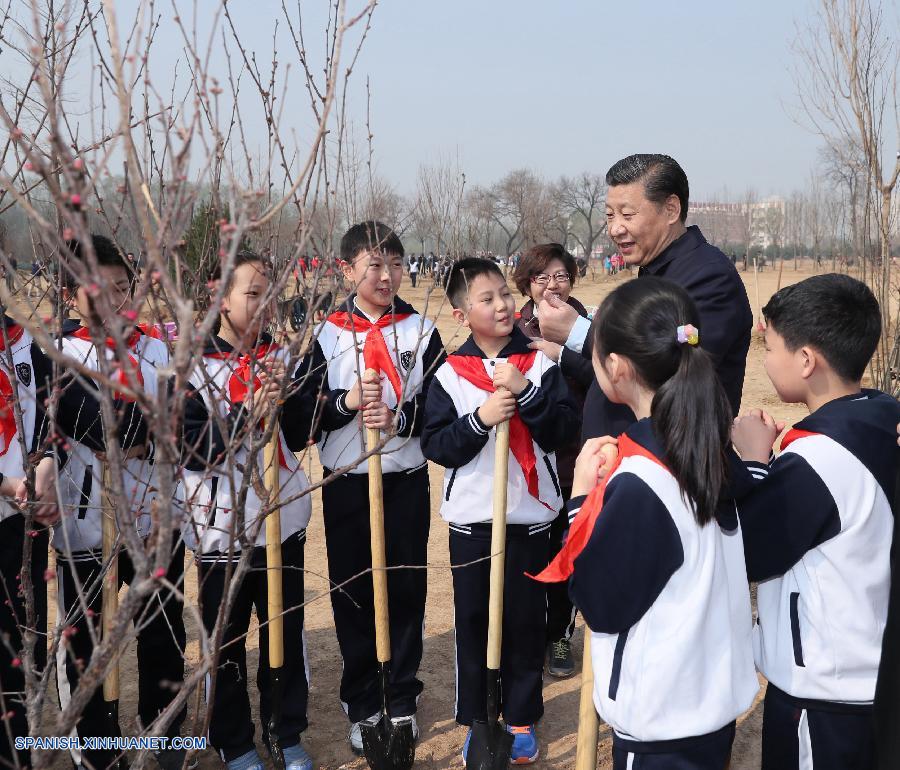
534, 277, 758, 769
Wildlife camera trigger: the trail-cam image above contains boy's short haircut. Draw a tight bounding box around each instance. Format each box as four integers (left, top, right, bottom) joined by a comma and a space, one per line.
210, 249, 270, 291
63, 234, 131, 289
340, 221, 404, 264
763, 273, 881, 382
445, 257, 505, 310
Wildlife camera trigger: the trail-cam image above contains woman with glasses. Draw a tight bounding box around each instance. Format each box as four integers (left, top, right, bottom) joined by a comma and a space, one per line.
512, 243, 592, 679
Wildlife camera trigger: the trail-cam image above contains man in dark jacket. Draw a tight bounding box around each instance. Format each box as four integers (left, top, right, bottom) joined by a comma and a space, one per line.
537, 154, 752, 440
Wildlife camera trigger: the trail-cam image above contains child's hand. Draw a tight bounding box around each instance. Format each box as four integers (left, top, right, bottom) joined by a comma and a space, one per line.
363, 401, 393, 431
360, 370, 383, 407
732, 409, 785, 464
492, 363, 528, 395
477, 388, 517, 427
249, 360, 286, 424
572, 437, 618, 498
15, 457, 61, 525
527, 339, 562, 363
1, 474, 21, 500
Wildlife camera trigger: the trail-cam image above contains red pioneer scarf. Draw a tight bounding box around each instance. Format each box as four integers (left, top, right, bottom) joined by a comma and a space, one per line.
446, 350, 555, 511
0, 323, 25, 456
780, 428, 818, 450
531, 434, 667, 582
205, 342, 288, 469
327, 311, 412, 400
72, 325, 144, 402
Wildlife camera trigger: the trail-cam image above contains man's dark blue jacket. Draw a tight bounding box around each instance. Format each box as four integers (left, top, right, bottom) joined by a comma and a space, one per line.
582, 225, 752, 441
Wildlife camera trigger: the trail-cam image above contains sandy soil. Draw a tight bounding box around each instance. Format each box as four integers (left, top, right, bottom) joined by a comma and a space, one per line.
46, 263, 822, 769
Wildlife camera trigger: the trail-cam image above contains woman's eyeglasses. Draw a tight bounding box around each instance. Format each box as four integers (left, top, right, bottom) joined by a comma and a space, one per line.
531, 271, 571, 285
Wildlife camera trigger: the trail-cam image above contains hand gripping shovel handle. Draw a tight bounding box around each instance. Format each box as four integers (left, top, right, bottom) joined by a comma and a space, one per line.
574, 627, 599, 770
264, 422, 286, 770
101, 463, 126, 769
360, 370, 415, 770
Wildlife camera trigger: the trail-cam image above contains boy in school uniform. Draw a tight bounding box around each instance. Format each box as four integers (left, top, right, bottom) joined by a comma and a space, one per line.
180, 250, 316, 770
421, 257, 579, 764
731, 273, 900, 770
0, 312, 69, 767
302, 221, 444, 753
52, 235, 187, 770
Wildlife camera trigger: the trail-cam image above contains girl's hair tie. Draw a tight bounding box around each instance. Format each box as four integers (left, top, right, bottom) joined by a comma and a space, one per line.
676, 324, 699, 346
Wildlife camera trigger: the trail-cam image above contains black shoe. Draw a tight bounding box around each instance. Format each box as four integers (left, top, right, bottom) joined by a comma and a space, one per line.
547, 638, 575, 678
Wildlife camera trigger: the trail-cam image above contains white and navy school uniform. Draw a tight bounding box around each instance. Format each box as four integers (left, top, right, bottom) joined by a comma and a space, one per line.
0, 317, 65, 767
568, 419, 759, 769
180, 334, 316, 762
48, 320, 187, 770
734, 391, 900, 770
303, 295, 444, 722
421, 327, 580, 727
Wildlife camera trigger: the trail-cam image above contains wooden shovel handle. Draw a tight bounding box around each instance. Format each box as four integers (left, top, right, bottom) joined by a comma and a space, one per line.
364, 369, 392, 664
575, 627, 599, 770
486, 419, 510, 671
101, 463, 119, 702
265, 421, 284, 669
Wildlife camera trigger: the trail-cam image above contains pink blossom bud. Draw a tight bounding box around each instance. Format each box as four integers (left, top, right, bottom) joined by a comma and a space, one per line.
62, 228, 74, 240
43, 568, 54, 582
154, 567, 166, 579
62, 626, 77, 639
69, 193, 81, 206
121, 310, 138, 322
10, 658, 20, 668
24, 162, 34, 171
72, 158, 84, 171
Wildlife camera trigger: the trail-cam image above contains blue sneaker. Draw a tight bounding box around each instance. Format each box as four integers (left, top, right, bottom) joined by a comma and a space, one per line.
283, 742, 313, 770
507, 724, 539, 764
461, 728, 472, 763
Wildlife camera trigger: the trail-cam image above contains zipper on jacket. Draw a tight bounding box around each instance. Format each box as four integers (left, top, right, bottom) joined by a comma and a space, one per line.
445, 468, 458, 502
789, 591, 805, 667
77, 465, 93, 519
608, 628, 629, 700
208, 477, 219, 527
543, 455, 561, 497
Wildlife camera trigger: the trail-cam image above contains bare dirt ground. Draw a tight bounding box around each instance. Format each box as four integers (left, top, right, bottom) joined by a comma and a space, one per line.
46, 263, 822, 769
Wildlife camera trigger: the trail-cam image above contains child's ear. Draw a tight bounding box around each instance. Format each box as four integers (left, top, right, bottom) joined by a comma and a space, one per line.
798, 346, 817, 380
451, 307, 468, 327
339, 259, 354, 282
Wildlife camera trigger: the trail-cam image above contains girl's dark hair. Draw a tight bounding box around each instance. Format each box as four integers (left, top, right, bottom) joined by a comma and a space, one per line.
512, 243, 577, 297
593, 277, 731, 526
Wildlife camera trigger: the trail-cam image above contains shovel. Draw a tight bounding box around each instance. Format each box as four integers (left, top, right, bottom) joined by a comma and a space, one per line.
100, 463, 127, 769
574, 627, 599, 770
466, 419, 513, 770
264, 421, 287, 770
360, 368, 415, 770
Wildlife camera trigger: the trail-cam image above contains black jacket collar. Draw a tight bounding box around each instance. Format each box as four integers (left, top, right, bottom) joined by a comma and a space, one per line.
454, 326, 534, 359
624, 417, 667, 463
639, 225, 707, 277
203, 331, 275, 357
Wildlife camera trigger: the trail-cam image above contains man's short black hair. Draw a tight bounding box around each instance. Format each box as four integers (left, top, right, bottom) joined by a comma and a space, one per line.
606, 154, 690, 223
445, 257, 504, 309
340, 220, 404, 263
763, 273, 881, 382
63, 234, 132, 289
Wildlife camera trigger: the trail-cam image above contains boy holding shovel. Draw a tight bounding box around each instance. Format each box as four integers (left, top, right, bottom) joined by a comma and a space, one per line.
302, 221, 444, 754
421, 258, 579, 764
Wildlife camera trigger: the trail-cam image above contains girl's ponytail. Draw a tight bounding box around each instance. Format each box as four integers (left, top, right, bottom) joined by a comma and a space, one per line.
653, 342, 732, 526
592, 277, 732, 526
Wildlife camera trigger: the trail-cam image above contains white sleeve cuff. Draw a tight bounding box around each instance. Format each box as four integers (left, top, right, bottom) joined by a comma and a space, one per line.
564, 315, 591, 354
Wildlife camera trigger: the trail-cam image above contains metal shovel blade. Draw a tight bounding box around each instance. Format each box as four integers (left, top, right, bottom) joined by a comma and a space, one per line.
359, 715, 415, 770
465, 719, 513, 770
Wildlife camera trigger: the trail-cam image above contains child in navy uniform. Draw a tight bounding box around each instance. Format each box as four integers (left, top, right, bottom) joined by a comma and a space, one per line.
52, 236, 187, 770
421, 258, 579, 764
538, 277, 758, 770
302, 221, 444, 753
180, 250, 316, 770
731, 273, 900, 770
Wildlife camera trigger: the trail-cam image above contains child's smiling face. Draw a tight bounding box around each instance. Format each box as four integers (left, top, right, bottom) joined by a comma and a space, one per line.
221, 260, 271, 340
73, 264, 133, 327
343, 249, 404, 315
454, 271, 515, 340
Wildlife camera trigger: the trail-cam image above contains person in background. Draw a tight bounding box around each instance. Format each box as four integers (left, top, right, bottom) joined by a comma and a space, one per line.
409, 255, 419, 288
512, 243, 590, 678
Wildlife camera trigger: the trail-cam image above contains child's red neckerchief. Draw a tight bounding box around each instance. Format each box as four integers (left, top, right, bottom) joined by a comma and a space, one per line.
71, 325, 144, 402
446, 350, 555, 512
531, 434, 667, 583
327, 311, 412, 401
